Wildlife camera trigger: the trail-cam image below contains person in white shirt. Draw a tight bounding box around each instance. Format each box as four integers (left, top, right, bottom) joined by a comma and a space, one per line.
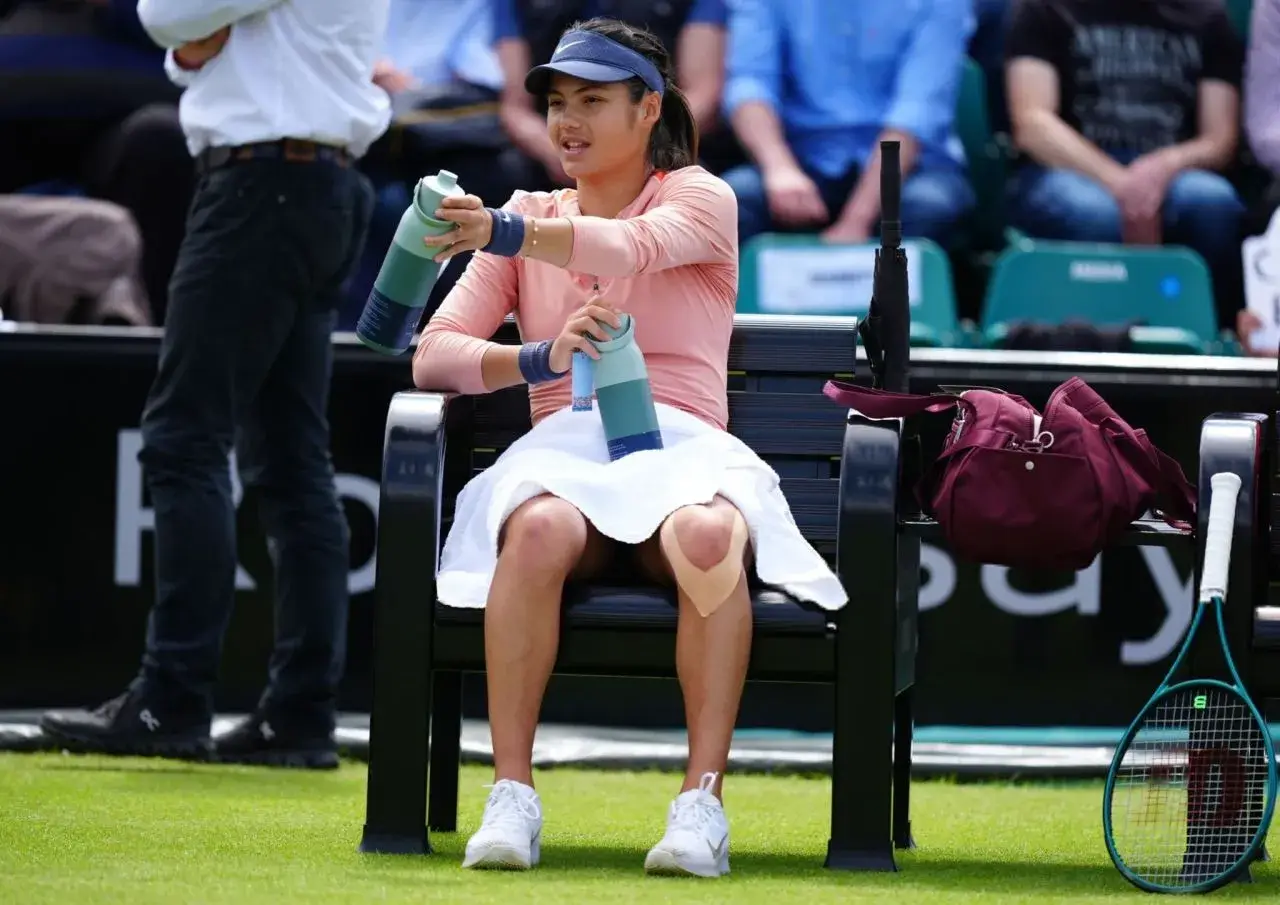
39, 0, 392, 770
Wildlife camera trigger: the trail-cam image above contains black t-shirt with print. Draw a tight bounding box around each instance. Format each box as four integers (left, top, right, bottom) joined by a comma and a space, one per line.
1006, 0, 1243, 154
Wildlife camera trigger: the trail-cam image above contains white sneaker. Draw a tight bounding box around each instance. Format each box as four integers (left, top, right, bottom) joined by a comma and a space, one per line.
644, 772, 730, 877
461, 779, 543, 870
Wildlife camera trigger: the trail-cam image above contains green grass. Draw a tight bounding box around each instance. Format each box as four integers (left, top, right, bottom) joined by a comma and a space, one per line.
0, 753, 1275, 904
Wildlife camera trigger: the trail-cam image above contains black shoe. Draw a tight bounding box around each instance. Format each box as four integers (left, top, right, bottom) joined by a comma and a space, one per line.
39, 690, 213, 760
213, 713, 339, 770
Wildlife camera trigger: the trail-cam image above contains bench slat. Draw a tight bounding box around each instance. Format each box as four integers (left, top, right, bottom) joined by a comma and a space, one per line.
432, 587, 836, 680
436, 586, 829, 633
900, 515, 1194, 548
469, 390, 848, 457
482, 316, 858, 376
1257, 607, 1280, 651
781, 477, 839, 541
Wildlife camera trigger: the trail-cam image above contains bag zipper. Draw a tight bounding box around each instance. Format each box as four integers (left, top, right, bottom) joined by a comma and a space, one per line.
950, 402, 967, 446
1019, 385, 1069, 453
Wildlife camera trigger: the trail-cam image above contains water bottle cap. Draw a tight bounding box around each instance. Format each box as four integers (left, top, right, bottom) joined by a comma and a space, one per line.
414, 169, 465, 221
600, 313, 632, 340
588, 313, 634, 352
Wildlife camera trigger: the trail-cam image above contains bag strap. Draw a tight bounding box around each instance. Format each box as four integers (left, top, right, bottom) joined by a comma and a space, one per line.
824, 379, 966, 419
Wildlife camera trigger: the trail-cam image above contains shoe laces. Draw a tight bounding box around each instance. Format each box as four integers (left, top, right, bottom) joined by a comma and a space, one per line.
669, 771, 721, 833
481, 780, 541, 830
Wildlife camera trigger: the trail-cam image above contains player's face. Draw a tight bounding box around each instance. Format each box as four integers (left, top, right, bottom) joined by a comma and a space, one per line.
545, 74, 658, 179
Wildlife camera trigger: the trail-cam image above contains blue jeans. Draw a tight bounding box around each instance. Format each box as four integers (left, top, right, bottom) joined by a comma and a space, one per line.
723, 162, 975, 248
137, 158, 373, 735
1006, 165, 1245, 272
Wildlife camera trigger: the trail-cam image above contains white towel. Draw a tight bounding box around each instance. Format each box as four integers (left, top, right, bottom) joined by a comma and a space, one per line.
436, 402, 849, 610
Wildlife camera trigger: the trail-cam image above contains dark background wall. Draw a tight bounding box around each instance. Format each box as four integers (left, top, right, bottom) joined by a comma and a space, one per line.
2, 328, 1273, 729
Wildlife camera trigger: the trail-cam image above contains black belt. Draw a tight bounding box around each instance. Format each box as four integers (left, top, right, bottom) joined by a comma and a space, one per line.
195, 139, 353, 175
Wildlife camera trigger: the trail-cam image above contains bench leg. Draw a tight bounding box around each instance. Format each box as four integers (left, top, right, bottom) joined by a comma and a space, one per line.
893, 687, 915, 850
360, 634, 432, 856
359, 480, 436, 854
428, 670, 463, 832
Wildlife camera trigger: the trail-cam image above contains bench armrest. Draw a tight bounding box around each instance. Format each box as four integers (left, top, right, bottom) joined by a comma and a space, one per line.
363, 390, 468, 840
380, 390, 464, 575
834, 414, 912, 685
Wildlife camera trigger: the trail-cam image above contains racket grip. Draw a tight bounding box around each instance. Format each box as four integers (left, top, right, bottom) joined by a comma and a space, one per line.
1199, 472, 1243, 603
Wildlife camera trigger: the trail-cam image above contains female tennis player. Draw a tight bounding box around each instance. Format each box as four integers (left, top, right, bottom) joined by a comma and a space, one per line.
412, 17, 847, 877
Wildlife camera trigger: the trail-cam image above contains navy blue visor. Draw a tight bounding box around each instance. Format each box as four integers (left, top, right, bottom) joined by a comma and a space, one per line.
525, 30, 664, 97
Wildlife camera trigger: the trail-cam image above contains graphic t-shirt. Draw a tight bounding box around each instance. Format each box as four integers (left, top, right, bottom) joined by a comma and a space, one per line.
1006, 0, 1243, 154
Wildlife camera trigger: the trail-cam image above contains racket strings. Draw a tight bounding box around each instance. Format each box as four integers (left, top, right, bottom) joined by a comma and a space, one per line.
1109, 685, 1270, 889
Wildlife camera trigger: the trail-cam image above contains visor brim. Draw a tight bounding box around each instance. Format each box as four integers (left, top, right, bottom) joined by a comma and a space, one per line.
525, 60, 641, 95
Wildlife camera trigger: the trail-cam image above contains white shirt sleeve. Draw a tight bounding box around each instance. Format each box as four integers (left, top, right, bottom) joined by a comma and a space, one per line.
137, 0, 284, 48
163, 49, 199, 88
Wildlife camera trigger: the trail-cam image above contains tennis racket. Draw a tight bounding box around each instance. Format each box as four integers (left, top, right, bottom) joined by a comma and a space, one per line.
1103, 472, 1277, 893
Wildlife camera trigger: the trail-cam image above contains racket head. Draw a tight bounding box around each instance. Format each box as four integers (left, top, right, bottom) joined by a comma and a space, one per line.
1103, 676, 1278, 893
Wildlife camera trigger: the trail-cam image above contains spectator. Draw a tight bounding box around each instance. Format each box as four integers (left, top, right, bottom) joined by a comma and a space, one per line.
970, 0, 1013, 133
1244, 0, 1280, 229
371, 0, 519, 206
1238, 0, 1280, 355
344, 0, 518, 328
493, 0, 734, 187
1005, 0, 1244, 287
720, 0, 976, 247
0, 194, 150, 326
0, 0, 194, 324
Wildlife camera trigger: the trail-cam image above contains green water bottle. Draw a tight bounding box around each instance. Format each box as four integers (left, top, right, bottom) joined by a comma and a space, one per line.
585, 313, 664, 460
356, 169, 464, 355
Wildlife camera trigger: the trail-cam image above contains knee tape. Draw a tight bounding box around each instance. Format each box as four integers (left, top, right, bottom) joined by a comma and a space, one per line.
659, 511, 748, 617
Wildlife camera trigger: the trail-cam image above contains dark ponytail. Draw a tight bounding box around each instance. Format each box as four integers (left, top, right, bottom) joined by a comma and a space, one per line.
572, 18, 699, 170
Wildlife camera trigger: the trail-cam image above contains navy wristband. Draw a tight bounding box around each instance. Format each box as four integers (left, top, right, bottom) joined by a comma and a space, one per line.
518, 340, 564, 385
482, 208, 527, 257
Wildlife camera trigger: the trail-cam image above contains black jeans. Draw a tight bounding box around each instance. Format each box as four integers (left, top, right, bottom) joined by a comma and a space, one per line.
135, 157, 374, 736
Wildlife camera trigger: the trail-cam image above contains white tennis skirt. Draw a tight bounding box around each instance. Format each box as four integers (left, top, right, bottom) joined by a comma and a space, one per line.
436, 402, 849, 611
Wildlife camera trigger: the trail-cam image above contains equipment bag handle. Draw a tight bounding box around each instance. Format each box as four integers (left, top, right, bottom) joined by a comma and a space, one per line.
823, 379, 970, 419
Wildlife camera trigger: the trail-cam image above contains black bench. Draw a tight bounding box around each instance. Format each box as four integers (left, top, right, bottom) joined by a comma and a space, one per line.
357, 311, 1276, 871
358, 313, 916, 867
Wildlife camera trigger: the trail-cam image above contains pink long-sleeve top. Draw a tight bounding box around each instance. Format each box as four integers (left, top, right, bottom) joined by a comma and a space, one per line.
413, 165, 739, 429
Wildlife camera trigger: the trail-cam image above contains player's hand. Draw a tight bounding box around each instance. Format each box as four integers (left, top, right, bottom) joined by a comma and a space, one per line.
422, 194, 491, 263
549, 298, 623, 373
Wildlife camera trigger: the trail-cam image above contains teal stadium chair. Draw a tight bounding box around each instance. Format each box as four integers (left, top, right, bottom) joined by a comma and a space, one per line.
737, 233, 972, 347
981, 241, 1221, 354
955, 58, 1009, 252
1226, 0, 1252, 39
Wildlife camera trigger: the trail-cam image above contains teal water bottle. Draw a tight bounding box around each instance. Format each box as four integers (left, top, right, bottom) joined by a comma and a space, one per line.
584, 313, 664, 460
356, 169, 464, 355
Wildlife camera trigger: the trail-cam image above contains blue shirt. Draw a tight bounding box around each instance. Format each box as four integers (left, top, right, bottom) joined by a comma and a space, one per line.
723, 0, 973, 178
382, 0, 503, 92
493, 0, 728, 42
